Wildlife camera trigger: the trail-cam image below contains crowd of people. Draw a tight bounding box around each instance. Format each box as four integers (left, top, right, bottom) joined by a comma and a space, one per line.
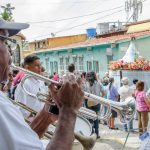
2, 52, 150, 140
0, 19, 84, 150
1, 18, 150, 150
60, 66, 150, 137
26, 62, 150, 138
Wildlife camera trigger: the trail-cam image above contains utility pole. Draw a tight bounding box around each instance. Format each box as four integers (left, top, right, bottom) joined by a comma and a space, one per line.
125, 0, 143, 22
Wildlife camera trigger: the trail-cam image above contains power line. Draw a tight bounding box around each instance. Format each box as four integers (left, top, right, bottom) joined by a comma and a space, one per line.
58, 0, 113, 37
27, 6, 123, 24
9, 0, 101, 5
28, 9, 124, 41
55, 9, 124, 34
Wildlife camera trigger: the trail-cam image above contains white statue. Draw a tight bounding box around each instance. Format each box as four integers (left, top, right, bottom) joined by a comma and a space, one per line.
122, 41, 136, 63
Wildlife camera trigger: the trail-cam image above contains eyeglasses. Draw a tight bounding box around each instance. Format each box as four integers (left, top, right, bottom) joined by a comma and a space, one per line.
0, 35, 16, 43
0, 35, 17, 51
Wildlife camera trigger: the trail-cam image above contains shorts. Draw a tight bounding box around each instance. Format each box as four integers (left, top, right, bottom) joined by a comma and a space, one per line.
111, 110, 117, 118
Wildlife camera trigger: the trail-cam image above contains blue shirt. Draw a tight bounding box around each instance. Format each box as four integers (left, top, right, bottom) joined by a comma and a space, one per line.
107, 83, 119, 101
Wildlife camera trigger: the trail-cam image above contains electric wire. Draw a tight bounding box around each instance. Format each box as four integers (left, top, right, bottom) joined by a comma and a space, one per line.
27, 6, 123, 24
28, 9, 124, 41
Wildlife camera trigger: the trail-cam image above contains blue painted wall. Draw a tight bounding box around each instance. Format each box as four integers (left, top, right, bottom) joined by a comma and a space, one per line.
35, 44, 112, 77
35, 35, 150, 77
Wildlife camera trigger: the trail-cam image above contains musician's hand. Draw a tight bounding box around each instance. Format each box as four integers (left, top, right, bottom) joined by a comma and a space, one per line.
30, 102, 58, 138
49, 75, 84, 111
44, 102, 58, 122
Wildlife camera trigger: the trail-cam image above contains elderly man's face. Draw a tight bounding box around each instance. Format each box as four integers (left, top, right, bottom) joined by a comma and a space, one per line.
0, 30, 12, 83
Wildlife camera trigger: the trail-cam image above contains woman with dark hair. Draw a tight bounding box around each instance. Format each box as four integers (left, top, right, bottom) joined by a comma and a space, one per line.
107, 77, 119, 130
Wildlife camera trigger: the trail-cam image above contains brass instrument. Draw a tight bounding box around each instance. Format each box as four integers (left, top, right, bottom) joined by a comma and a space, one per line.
8, 98, 96, 150
11, 64, 135, 124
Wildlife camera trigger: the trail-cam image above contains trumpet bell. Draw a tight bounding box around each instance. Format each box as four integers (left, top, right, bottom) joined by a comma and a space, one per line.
74, 133, 97, 150
118, 96, 135, 123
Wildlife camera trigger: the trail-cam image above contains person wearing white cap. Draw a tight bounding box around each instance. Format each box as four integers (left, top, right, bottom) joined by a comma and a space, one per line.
118, 77, 133, 102
0, 19, 84, 150
118, 77, 134, 132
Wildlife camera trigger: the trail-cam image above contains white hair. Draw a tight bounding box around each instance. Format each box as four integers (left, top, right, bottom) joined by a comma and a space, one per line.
121, 77, 129, 85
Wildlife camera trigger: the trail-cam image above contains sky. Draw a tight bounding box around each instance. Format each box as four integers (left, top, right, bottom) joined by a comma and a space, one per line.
0, 0, 150, 41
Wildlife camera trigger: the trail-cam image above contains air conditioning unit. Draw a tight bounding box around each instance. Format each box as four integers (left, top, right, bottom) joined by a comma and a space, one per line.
111, 43, 116, 48
87, 47, 92, 51
106, 48, 113, 56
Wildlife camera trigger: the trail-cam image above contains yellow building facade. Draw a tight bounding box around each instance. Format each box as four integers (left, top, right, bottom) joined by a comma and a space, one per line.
22, 34, 87, 58
47, 34, 87, 49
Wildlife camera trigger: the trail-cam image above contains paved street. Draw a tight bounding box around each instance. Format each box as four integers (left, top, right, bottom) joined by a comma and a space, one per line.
73, 118, 141, 150
98, 120, 141, 150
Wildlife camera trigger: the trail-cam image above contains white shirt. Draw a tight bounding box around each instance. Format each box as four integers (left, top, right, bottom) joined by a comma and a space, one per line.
118, 85, 133, 102
15, 76, 47, 117
0, 91, 44, 150
130, 84, 136, 94
146, 89, 150, 99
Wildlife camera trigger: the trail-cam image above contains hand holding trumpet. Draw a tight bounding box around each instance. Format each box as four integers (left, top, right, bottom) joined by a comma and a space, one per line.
30, 74, 84, 143
49, 74, 84, 111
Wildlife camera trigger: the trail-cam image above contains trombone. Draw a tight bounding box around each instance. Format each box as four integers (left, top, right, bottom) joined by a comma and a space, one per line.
11, 64, 135, 124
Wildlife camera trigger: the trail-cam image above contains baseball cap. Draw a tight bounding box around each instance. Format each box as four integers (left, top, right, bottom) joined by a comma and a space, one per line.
0, 19, 29, 37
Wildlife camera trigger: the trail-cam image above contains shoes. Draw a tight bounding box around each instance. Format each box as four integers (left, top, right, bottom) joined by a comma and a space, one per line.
109, 127, 119, 130
124, 129, 128, 132
104, 121, 107, 125
96, 135, 100, 139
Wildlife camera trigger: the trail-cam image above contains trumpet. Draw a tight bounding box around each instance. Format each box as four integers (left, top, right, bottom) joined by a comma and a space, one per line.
8, 97, 97, 150
11, 64, 135, 124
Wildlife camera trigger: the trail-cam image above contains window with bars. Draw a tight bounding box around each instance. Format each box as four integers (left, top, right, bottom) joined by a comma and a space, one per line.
73, 56, 78, 70
59, 57, 64, 72
65, 57, 70, 71
49, 62, 54, 75
54, 61, 58, 73
87, 61, 92, 72
107, 55, 113, 65
78, 57, 84, 72
45, 58, 49, 73
93, 61, 99, 73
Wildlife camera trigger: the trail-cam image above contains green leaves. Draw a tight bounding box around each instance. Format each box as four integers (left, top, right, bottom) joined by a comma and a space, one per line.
0, 3, 14, 21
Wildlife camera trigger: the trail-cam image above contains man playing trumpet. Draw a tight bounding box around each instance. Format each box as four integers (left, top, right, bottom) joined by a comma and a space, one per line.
0, 19, 84, 150
15, 54, 47, 118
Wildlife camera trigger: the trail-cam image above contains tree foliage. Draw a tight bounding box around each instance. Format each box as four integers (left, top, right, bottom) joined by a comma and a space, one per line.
0, 10, 12, 21
0, 3, 14, 21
